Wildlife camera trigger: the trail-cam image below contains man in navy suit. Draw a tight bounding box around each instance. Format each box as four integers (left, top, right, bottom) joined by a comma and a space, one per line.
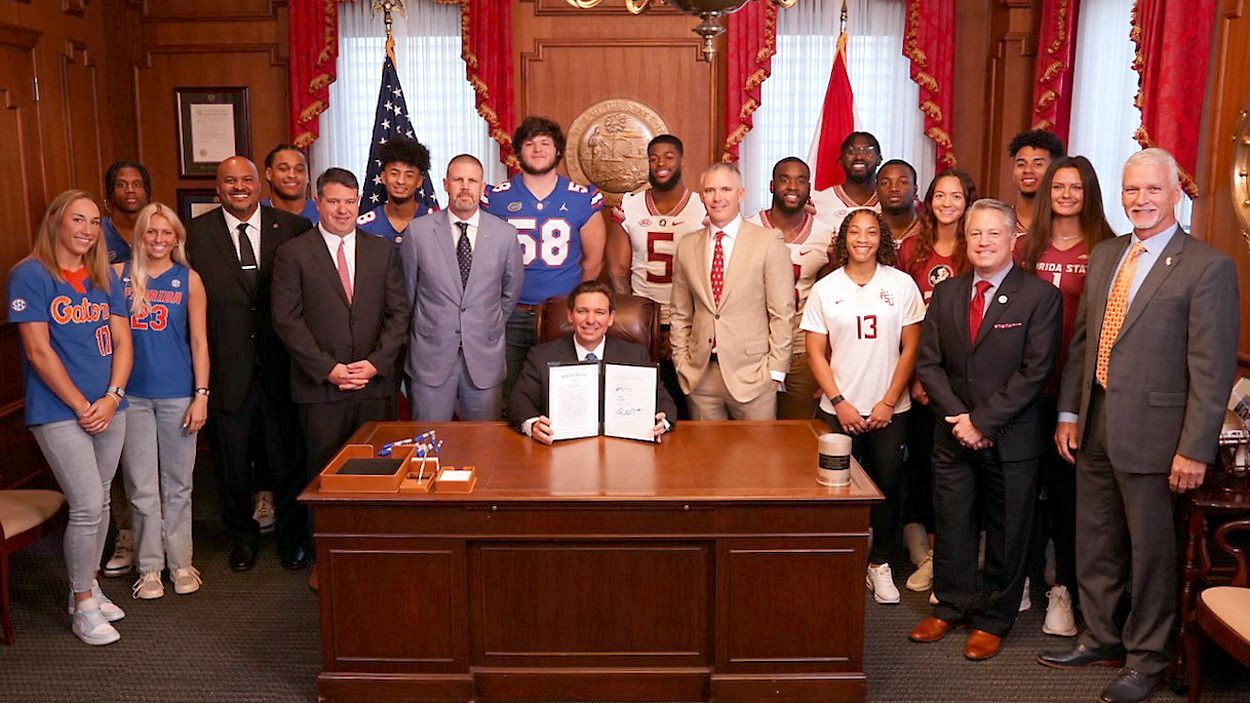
510, 281, 677, 444
909, 199, 1061, 661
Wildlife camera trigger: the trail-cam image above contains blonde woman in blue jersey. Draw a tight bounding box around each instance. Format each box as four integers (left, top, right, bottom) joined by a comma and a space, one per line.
115, 203, 208, 601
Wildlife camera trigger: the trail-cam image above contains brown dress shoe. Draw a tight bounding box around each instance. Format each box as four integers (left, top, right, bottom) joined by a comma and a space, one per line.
909, 616, 958, 643
964, 629, 1002, 660
308, 564, 319, 593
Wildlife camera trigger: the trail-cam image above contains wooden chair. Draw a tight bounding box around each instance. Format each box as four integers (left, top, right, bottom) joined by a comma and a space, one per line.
0, 490, 66, 645
535, 293, 661, 362
1186, 518, 1250, 702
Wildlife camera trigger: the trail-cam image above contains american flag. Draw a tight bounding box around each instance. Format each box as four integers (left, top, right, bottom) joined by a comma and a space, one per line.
363, 52, 438, 210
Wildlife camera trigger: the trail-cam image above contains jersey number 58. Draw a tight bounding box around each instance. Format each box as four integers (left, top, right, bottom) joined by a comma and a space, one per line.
509, 217, 571, 266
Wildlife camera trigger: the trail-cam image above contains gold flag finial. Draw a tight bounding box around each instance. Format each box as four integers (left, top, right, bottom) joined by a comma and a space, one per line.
840, 0, 848, 35
371, 0, 407, 62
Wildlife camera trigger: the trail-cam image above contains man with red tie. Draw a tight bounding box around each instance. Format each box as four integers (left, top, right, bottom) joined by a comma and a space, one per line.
910, 198, 1061, 661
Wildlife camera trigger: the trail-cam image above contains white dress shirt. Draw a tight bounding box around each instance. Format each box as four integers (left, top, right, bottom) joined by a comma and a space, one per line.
450, 210, 481, 253
706, 214, 742, 270
319, 224, 357, 287
222, 208, 262, 265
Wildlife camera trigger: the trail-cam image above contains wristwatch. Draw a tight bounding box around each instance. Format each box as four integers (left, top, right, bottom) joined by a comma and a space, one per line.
107, 386, 126, 399
195, 387, 211, 397
829, 394, 844, 407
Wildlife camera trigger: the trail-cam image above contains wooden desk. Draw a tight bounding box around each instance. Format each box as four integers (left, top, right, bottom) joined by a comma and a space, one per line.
301, 420, 883, 703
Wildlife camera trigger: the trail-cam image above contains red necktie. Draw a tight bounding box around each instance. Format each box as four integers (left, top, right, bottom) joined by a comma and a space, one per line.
336, 239, 353, 304
968, 279, 992, 343
711, 231, 726, 306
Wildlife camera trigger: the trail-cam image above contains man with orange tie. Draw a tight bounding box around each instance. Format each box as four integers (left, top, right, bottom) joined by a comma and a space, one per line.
669, 162, 794, 420
1038, 149, 1239, 703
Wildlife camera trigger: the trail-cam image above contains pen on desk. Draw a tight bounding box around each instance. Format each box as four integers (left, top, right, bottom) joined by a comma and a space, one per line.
378, 431, 436, 456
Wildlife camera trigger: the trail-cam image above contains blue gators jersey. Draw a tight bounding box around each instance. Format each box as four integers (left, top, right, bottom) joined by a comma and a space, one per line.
481, 174, 604, 305
102, 217, 132, 264
356, 203, 432, 245
7, 259, 129, 426
260, 197, 319, 226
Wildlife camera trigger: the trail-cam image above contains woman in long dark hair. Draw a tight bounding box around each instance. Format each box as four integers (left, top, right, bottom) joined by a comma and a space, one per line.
1016, 155, 1114, 637
896, 169, 978, 600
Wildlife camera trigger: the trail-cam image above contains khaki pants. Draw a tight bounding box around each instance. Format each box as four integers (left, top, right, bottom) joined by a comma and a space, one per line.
686, 361, 776, 420
776, 351, 817, 420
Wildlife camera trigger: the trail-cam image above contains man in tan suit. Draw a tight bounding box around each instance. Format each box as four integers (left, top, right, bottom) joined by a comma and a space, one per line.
670, 162, 795, 420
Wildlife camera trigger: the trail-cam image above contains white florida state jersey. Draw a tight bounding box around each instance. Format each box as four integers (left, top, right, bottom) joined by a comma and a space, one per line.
745, 210, 837, 338
618, 188, 706, 316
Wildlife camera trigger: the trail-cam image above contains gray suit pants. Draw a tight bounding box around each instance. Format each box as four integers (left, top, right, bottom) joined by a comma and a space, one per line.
1075, 386, 1177, 675
410, 351, 503, 421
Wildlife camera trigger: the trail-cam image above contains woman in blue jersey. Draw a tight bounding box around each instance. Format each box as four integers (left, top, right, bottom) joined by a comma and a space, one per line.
115, 203, 208, 600
7, 190, 133, 645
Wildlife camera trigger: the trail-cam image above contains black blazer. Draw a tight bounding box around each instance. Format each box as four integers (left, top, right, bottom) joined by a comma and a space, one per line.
185, 205, 311, 413
270, 227, 411, 405
915, 265, 1061, 462
509, 335, 679, 432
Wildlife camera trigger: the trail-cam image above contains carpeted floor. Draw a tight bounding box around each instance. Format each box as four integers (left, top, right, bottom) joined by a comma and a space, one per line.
2, 473, 1248, 702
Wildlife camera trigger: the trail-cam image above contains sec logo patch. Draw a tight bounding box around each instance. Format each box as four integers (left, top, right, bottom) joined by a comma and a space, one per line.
10, 298, 27, 313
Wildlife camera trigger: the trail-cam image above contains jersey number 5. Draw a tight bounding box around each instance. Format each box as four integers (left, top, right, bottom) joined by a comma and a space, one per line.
510, 217, 571, 266
856, 315, 878, 340
646, 232, 674, 284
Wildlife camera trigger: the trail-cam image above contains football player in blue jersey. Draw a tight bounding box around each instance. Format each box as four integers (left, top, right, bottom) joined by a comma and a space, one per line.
482, 116, 606, 408
261, 144, 319, 225
357, 137, 433, 245
101, 161, 152, 265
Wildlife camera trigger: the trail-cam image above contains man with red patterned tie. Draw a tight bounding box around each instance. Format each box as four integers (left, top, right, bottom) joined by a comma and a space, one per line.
910, 199, 1060, 661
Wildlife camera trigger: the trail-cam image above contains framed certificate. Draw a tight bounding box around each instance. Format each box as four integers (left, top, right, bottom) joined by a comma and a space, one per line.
176, 188, 221, 222
546, 361, 602, 441
175, 87, 251, 178
603, 362, 659, 442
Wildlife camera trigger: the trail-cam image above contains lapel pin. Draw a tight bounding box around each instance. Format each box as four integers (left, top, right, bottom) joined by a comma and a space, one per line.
997, 295, 1008, 304
1165, 256, 1172, 266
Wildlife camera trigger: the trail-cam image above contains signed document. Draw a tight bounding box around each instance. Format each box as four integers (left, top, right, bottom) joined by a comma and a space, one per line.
603, 362, 658, 442
547, 362, 601, 441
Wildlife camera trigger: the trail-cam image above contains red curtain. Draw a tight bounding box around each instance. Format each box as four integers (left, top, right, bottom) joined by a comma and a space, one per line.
1030, 0, 1081, 144
902, 0, 956, 168
1130, 0, 1215, 198
287, 0, 516, 166
722, 1, 779, 162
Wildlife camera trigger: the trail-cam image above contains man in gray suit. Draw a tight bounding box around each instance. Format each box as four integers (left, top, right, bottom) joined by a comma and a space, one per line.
1038, 149, 1239, 703
399, 154, 524, 420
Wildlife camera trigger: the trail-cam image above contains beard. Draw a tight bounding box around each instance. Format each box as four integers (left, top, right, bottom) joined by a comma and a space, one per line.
771, 193, 806, 215
649, 166, 683, 192
519, 154, 560, 176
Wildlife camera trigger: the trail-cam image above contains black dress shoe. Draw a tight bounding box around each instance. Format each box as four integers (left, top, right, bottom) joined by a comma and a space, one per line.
280, 545, 311, 571
1037, 643, 1127, 669
1099, 668, 1162, 703
229, 541, 258, 572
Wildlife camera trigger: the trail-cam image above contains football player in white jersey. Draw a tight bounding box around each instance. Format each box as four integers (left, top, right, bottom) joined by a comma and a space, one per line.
877, 159, 922, 244
745, 157, 836, 419
606, 134, 705, 418
810, 131, 882, 235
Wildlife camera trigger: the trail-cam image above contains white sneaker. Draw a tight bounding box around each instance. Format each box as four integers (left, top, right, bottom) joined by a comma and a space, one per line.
132, 571, 164, 600
72, 598, 120, 646
103, 529, 133, 577
866, 563, 901, 604
929, 591, 938, 605
1042, 585, 1078, 636
906, 550, 934, 592
67, 581, 125, 622
253, 491, 275, 533
171, 566, 202, 595
1019, 577, 1032, 612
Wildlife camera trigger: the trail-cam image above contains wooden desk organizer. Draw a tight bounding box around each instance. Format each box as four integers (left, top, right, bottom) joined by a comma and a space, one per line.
319, 444, 412, 493
399, 456, 440, 494
435, 465, 477, 493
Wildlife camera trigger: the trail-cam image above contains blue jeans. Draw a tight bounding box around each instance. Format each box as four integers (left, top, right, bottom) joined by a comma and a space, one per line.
121, 396, 197, 572
31, 413, 127, 593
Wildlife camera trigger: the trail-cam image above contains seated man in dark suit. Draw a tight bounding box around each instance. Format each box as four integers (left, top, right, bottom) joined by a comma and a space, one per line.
510, 280, 677, 444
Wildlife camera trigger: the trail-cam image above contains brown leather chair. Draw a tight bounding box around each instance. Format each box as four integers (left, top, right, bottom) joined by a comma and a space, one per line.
0, 489, 66, 645
1185, 518, 1250, 702
535, 293, 661, 362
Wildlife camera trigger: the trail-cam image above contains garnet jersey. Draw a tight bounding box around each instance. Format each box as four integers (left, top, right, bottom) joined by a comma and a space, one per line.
897, 236, 957, 305
810, 185, 880, 236
744, 210, 835, 339
1029, 239, 1089, 385
616, 188, 705, 317
483, 174, 604, 305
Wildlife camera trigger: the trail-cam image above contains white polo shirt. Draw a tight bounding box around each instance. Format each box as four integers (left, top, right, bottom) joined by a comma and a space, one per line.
800, 263, 925, 416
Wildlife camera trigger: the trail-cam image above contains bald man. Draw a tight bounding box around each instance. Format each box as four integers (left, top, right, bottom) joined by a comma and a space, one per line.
185, 156, 312, 572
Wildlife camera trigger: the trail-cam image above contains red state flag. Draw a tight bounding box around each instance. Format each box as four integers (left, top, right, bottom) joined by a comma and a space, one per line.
807, 30, 855, 191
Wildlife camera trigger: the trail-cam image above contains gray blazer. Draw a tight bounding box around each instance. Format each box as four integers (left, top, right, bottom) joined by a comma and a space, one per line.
399, 209, 524, 389
1058, 228, 1239, 473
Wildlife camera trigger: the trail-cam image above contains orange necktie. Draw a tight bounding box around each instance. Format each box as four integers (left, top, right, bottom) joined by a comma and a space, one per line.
1095, 243, 1145, 387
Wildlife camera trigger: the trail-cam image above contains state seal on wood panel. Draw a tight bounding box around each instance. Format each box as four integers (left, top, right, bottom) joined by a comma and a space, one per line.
566, 99, 669, 205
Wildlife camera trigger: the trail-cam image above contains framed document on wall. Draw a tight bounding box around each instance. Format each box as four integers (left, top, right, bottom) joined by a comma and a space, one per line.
175, 87, 250, 178
176, 188, 221, 222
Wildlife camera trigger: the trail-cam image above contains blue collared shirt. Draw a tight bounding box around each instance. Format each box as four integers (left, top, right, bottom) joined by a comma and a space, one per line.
971, 261, 1013, 307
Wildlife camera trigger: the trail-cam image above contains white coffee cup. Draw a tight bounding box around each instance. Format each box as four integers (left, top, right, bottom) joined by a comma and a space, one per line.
817, 432, 852, 487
